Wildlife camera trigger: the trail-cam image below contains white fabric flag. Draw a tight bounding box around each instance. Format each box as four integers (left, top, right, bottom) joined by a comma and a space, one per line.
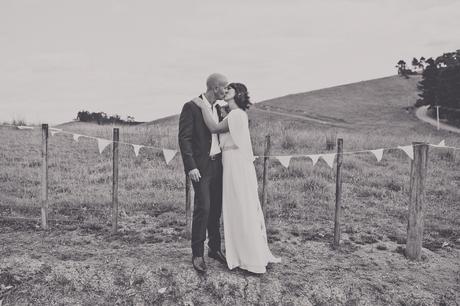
50, 130, 60, 136
320, 153, 336, 168
276, 156, 292, 168
370, 149, 384, 162
398, 145, 413, 160
162, 149, 177, 165
307, 154, 320, 166
432, 140, 446, 148
97, 138, 112, 154
132, 145, 143, 157
158, 287, 167, 294
17, 126, 34, 130
73, 134, 82, 142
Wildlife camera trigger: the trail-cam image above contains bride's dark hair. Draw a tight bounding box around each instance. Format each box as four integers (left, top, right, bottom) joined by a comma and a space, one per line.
228, 83, 252, 110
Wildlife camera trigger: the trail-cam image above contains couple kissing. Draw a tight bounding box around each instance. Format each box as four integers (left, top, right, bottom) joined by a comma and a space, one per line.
178, 73, 280, 274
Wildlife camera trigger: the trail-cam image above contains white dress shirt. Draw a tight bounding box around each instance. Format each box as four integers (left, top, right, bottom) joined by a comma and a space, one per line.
201, 94, 221, 156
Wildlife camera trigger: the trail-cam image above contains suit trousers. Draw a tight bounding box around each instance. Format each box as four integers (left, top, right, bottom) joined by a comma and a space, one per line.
191, 158, 223, 257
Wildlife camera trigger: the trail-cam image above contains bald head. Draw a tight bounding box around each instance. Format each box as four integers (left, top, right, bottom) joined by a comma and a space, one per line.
205, 73, 228, 102
206, 73, 228, 91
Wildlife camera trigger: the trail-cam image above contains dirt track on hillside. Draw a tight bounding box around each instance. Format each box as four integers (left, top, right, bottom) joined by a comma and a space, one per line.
415, 106, 460, 134
252, 107, 351, 128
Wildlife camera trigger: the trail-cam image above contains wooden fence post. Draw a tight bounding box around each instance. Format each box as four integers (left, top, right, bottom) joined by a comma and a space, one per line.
333, 138, 343, 249
406, 142, 429, 260
185, 175, 193, 239
435, 106, 440, 131
326, 130, 337, 151
112, 128, 119, 234
261, 135, 271, 216
41, 124, 48, 230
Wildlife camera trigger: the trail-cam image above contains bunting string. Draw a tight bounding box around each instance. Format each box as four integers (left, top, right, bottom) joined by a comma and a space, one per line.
0, 123, 178, 165
1, 123, 459, 169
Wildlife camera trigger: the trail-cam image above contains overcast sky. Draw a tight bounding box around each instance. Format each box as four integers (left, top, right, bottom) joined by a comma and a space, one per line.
0, 0, 459, 124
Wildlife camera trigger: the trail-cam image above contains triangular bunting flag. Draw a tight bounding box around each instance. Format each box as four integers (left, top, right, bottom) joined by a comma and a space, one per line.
398, 145, 413, 160
162, 149, 177, 165
320, 153, 336, 168
73, 134, 82, 142
276, 156, 292, 168
307, 154, 320, 166
97, 138, 112, 154
431, 140, 446, 148
370, 149, 384, 162
17, 126, 34, 130
132, 145, 143, 157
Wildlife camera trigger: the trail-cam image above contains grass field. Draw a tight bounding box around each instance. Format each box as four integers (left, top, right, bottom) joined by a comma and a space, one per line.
1, 75, 459, 305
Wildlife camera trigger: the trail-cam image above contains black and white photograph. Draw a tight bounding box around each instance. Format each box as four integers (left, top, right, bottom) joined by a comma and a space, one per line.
1, 0, 459, 305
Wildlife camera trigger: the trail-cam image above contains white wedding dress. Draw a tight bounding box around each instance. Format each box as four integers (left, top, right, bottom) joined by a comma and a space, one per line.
220, 108, 281, 273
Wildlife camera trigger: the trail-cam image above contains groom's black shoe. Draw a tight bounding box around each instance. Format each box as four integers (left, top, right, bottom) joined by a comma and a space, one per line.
208, 250, 227, 265
192, 256, 207, 273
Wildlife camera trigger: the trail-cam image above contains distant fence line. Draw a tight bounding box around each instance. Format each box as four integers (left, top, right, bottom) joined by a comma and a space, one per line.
1, 123, 459, 261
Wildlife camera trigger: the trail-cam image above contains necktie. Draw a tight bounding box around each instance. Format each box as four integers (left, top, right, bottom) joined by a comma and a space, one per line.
211, 104, 220, 144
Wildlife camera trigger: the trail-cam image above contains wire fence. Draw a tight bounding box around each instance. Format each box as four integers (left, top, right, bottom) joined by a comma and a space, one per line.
1, 123, 459, 259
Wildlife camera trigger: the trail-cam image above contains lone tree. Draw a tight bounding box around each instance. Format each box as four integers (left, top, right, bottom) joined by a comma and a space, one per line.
419, 56, 426, 71
412, 58, 419, 71
396, 60, 409, 78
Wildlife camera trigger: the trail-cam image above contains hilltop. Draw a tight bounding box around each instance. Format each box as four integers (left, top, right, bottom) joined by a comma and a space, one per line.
145, 75, 420, 131
65, 75, 422, 135
253, 76, 421, 129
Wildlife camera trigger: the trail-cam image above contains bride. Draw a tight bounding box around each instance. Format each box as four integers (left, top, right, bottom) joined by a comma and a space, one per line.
192, 83, 280, 274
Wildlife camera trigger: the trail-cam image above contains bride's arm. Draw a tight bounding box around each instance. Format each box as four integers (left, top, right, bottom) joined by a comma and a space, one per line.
192, 98, 229, 133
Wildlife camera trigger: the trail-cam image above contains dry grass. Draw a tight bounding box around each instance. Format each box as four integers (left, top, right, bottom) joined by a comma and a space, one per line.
1, 75, 459, 304
1, 75, 459, 246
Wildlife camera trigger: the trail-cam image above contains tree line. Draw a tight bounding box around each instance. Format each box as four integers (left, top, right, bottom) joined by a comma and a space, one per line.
395, 58, 424, 77
398, 50, 460, 125
76, 111, 143, 125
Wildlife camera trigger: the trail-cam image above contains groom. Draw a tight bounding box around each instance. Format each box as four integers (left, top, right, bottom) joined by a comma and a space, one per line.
178, 73, 228, 273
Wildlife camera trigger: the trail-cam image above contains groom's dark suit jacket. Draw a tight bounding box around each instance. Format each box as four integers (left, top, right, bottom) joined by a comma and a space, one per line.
178, 95, 222, 173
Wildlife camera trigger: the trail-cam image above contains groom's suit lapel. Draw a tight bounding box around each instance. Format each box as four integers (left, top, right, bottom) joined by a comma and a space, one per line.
197, 94, 211, 138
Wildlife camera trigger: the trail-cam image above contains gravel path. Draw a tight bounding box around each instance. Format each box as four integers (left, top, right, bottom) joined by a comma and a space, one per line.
415, 105, 460, 134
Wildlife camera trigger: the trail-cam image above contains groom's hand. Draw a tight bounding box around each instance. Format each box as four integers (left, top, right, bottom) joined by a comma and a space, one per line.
189, 168, 201, 182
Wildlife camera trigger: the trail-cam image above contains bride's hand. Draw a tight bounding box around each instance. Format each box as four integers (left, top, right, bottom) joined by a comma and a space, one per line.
192, 97, 206, 109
